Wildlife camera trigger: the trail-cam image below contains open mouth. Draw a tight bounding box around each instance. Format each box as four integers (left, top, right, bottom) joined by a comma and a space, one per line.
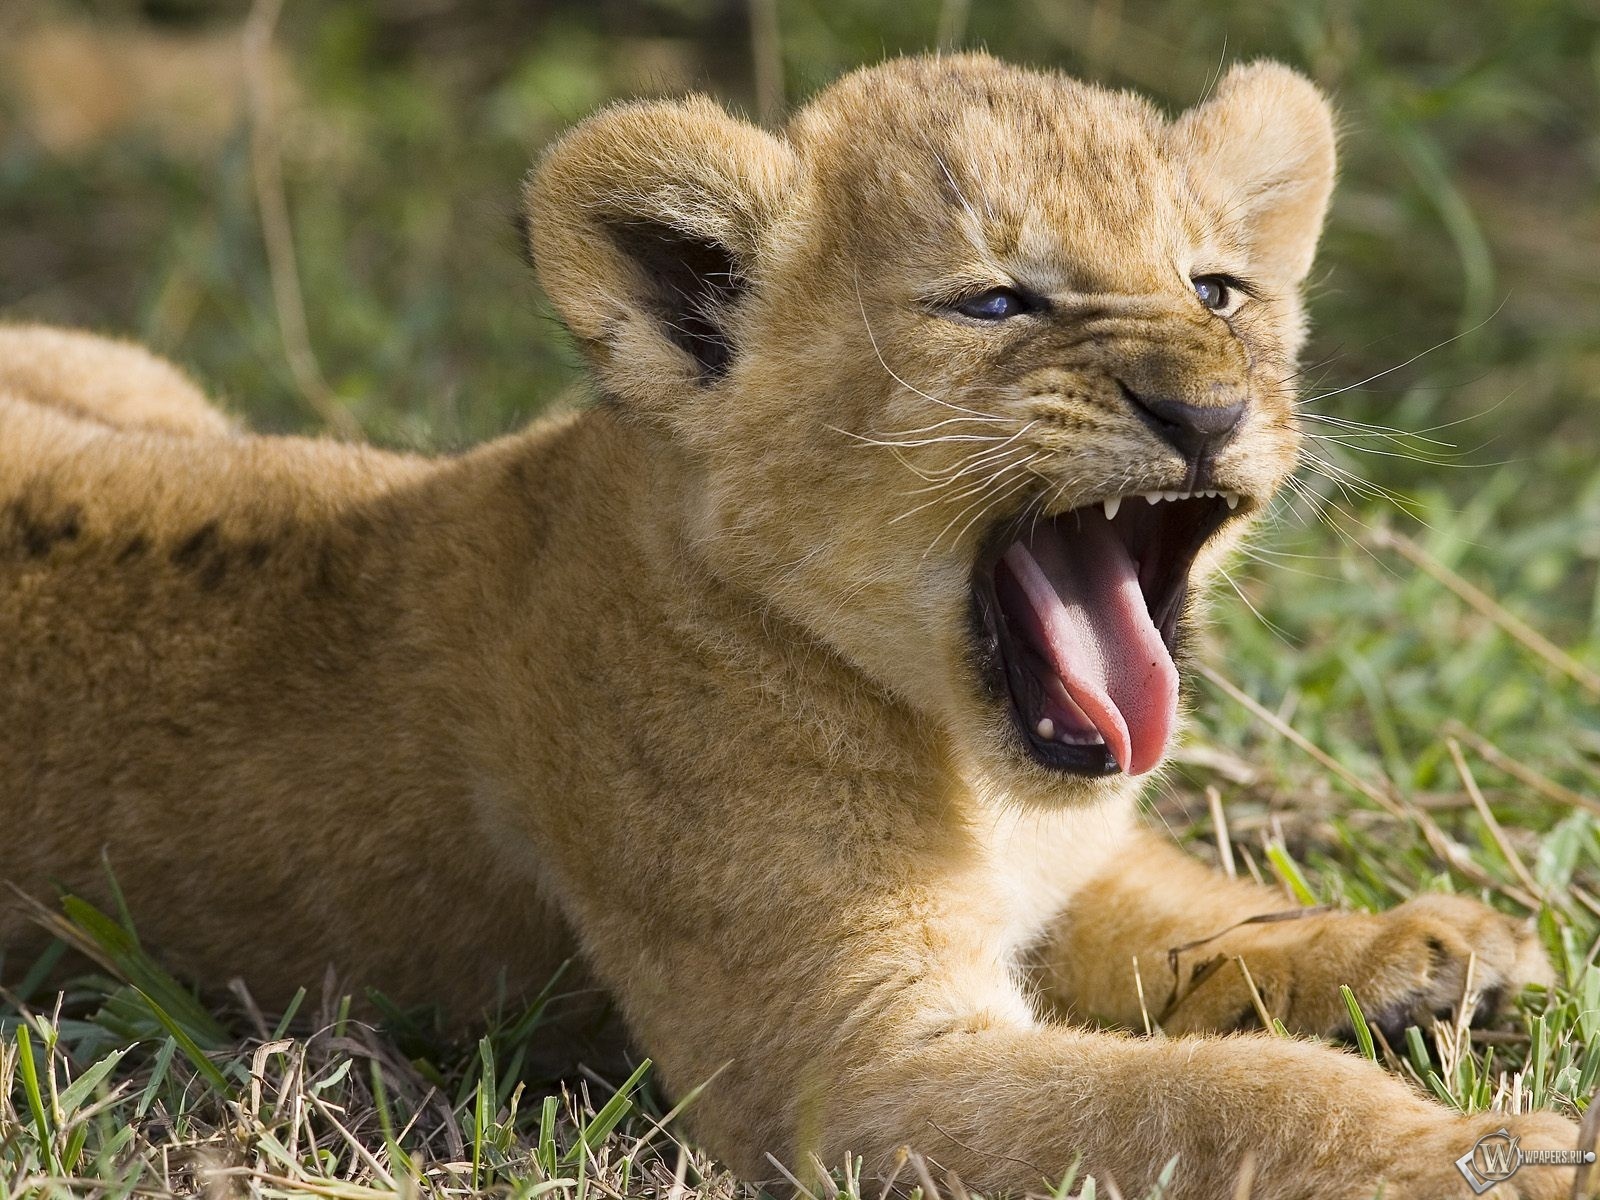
971, 489, 1245, 778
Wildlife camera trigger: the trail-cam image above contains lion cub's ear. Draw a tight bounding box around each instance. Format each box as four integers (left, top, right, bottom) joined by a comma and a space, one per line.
1172, 62, 1336, 290
523, 98, 797, 416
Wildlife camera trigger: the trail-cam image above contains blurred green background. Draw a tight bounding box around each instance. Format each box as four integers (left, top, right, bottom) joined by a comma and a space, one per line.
1, 0, 1597, 818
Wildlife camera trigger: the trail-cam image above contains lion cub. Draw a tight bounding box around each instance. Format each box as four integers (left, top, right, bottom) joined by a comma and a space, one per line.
0, 55, 1578, 1198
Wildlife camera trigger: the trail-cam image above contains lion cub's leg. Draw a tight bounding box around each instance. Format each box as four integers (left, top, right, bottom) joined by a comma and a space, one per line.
599, 879, 1577, 1198
828, 1020, 1578, 1200
0, 325, 233, 436
1034, 829, 1551, 1041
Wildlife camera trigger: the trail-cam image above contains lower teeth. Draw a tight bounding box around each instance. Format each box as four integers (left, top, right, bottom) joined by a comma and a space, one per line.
1035, 716, 1104, 746
1058, 731, 1105, 746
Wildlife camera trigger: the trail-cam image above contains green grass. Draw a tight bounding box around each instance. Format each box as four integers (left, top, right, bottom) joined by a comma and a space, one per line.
0, 903, 677, 1199
3, 0, 1600, 1196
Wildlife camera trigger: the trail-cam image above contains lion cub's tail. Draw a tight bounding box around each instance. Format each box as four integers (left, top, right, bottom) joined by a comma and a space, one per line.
0, 324, 234, 437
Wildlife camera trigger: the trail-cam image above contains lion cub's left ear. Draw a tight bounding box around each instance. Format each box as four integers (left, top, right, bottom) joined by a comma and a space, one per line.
1172, 62, 1336, 291
523, 98, 797, 419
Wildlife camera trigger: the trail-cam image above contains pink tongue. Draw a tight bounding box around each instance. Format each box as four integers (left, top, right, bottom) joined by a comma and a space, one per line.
1002, 518, 1178, 776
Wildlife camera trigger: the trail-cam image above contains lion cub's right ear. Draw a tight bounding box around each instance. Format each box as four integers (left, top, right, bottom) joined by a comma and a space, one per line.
523, 98, 797, 418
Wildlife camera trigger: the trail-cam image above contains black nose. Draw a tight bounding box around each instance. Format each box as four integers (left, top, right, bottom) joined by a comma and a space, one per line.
1120, 383, 1246, 462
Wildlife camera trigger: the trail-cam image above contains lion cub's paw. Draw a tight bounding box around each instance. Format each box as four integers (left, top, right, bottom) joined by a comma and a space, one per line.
1160, 893, 1552, 1043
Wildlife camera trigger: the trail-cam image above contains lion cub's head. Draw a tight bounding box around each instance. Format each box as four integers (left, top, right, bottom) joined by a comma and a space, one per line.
526, 54, 1334, 804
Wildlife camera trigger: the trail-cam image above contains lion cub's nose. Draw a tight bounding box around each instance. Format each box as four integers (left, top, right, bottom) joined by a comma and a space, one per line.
1120, 384, 1247, 463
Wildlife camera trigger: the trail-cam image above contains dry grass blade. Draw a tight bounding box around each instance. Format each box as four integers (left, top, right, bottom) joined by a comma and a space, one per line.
937, 0, 972, 48
876, 1145, 910, 1200
1198, 664, 1408, 820
243, 0, 357, 437
1132, 956, 1154, 1036
766, 1151, 821, 1200
1233, 957, 1276, 1032
908, 1148, 945, 1200
1230, 1151, 1257, 1200
1442, 720, 1600, 817
1368, 525, 1600, 700
1207, 785, 1238, 879
1447, 737, 1547, 903
747, 0, 784, 125
1198, 664, 1542, 909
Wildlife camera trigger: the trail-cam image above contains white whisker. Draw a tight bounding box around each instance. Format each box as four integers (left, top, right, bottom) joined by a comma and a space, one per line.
1297, 300, 1507, 405
1217, 566, 1299, 648
853, 273, 996, 420
888, 445, 1034, 526
923, 458, 1042, 559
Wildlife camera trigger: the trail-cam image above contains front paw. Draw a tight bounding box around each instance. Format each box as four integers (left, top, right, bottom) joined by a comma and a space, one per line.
1159, 893, 1552, 1042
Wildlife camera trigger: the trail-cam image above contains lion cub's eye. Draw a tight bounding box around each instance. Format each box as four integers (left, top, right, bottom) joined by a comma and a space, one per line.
1192, 275, 1236, 311
954, 288, 1030, 321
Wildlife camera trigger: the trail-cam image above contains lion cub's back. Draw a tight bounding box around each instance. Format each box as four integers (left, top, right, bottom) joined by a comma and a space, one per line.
0, 333, 442, 989
0, 324, 235, 437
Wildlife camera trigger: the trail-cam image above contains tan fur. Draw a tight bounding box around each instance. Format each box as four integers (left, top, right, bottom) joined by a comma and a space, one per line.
0, 56, 1577, 1198
0, 325, 234, 436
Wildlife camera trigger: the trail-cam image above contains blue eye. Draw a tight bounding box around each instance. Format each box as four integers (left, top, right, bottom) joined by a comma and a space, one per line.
955, 288, 1028, 320
1192, 275, 1233, 311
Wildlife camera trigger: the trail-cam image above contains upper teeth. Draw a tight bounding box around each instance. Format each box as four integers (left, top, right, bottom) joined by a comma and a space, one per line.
1105, 490, 1240, 519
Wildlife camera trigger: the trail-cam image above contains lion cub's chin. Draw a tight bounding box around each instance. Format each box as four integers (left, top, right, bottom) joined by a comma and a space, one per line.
946, 718, 1151, 812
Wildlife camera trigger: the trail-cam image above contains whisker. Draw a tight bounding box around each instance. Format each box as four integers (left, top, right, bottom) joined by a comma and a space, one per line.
867, 413, 1011, 439
1298, 413, 1458, 448
1300, 433, 1472, 468
922, 423, 1040, 475
889, 426, 1042, 496
1217, 565, 1300, 648
853, 273, 995, 421
1300, 451, 1415, 506
941, 469, 1042, 560
922, 458, 1042, 559
888, 450, 1032, 526
1296, 299, 1508, 405
829, 427, 1014, 450
1230, 542, 1344, 582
